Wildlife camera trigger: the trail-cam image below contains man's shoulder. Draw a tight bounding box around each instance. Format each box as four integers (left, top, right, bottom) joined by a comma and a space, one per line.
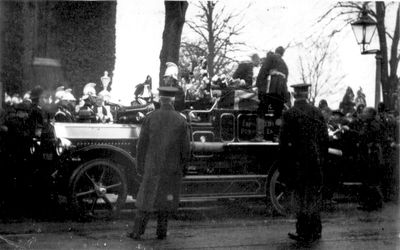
286, 102, 321, 115
148, 109, 186, 120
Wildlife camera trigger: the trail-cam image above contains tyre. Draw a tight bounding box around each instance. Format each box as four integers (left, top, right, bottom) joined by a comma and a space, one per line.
68, 159, 128, 220
266, 162, 292, 216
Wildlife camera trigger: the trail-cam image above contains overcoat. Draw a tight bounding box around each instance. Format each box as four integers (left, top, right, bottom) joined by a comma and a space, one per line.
135, 103, 190, 212
256, 53, 289, 101
278, 99, 329, 188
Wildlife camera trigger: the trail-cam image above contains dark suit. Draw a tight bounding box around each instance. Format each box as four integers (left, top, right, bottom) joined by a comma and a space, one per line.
132, 102, 191, 239
232, 61, 254, 88
279, 99, 329, 240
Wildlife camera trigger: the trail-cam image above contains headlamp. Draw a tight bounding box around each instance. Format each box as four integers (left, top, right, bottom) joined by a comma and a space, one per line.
56, 137, 72, 156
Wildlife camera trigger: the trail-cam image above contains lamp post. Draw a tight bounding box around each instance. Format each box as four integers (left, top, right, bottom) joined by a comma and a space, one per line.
351, 7, 381, 108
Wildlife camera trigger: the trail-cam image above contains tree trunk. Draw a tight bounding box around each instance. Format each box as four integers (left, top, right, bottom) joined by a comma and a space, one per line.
159, 1, 188, 87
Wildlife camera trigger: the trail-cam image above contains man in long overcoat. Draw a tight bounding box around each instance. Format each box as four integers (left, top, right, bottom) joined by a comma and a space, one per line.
254, 46, 289, 141
278, 83, 329, 243
128, 86, 191, 240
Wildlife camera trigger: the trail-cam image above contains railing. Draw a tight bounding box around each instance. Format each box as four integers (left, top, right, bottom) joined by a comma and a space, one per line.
188, 98, 220, 125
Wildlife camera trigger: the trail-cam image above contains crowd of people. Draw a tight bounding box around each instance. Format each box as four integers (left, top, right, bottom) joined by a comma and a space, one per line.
1, 71, 116, 131
317, 90, 399, 208
0, 49, 398, 244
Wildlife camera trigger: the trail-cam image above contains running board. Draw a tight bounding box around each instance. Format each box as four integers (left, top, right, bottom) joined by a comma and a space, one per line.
181, 174, 268, 199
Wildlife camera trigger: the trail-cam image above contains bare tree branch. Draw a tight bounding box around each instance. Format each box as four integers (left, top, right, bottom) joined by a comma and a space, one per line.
182, 0, 247, 77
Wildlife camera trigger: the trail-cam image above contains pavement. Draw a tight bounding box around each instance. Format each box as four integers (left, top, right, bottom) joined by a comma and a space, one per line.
0, 199, 398, 250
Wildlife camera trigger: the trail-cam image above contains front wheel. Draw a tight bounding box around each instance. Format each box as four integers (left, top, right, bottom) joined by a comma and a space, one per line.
68, 159, 128, 220
267, 163, 292, 216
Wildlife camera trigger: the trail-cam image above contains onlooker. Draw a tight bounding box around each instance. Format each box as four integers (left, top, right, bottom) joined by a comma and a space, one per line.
377, 102, 397, 201
339, 86, 356, 115
278, 83, 328, 243
357, 107, 384, 211
355, 87, 366, 108
128, 86, 190, 240
318, 99, 332, 122
29, 85, 45, 138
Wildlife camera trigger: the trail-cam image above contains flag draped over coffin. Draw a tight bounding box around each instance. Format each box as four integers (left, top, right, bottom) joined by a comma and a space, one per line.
215, 88, 259, 111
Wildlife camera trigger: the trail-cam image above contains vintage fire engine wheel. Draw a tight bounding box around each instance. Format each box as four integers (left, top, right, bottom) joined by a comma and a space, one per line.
267, 163, 292, 216
69, 159, 128, 220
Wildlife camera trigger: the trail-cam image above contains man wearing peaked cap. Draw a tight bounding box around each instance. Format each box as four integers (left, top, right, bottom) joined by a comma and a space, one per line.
128, 84, 190, 241
278, 82, 329, 243
290, 83, 311, 95
158, 86, 179, 97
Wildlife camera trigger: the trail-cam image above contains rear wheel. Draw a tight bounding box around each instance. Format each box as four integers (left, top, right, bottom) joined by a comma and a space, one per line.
267, 163, 292, 216
69, 159, 128, 220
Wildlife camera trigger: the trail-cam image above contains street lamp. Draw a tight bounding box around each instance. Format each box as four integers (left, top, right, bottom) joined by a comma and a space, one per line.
351, 8, 381, 108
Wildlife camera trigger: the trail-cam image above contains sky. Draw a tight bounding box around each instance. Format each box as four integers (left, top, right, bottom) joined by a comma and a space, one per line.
112, 0, 398, 108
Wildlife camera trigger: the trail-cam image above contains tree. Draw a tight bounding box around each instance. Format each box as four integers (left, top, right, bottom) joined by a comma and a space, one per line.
159, 1, 188, 87
318, 2, 400, 110
183, 0, 247, 79
179, 40, 207, 76
297, 37, 346, 105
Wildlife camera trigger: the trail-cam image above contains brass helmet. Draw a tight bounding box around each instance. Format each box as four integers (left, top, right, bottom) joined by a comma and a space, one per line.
83, 82, 97, 96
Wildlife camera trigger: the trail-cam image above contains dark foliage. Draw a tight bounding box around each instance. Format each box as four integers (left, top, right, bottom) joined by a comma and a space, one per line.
0, 1, 116, 97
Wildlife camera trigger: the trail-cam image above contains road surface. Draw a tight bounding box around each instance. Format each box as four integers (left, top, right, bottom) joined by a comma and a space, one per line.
0, 200, 398, 249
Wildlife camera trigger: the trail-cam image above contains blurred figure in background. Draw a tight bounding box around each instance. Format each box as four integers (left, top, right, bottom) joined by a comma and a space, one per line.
77, 83, 97, 123
318, 99, 332, 122
339, 87, 356, 116
55, 89, 76, 123
357, 107, 384, 211
94, 95, 113, 123
29, 85, 45, 138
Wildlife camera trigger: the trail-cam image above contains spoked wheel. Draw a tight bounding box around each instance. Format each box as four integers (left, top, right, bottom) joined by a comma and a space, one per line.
267, 163, 292, 216
69, 159, 128, 220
